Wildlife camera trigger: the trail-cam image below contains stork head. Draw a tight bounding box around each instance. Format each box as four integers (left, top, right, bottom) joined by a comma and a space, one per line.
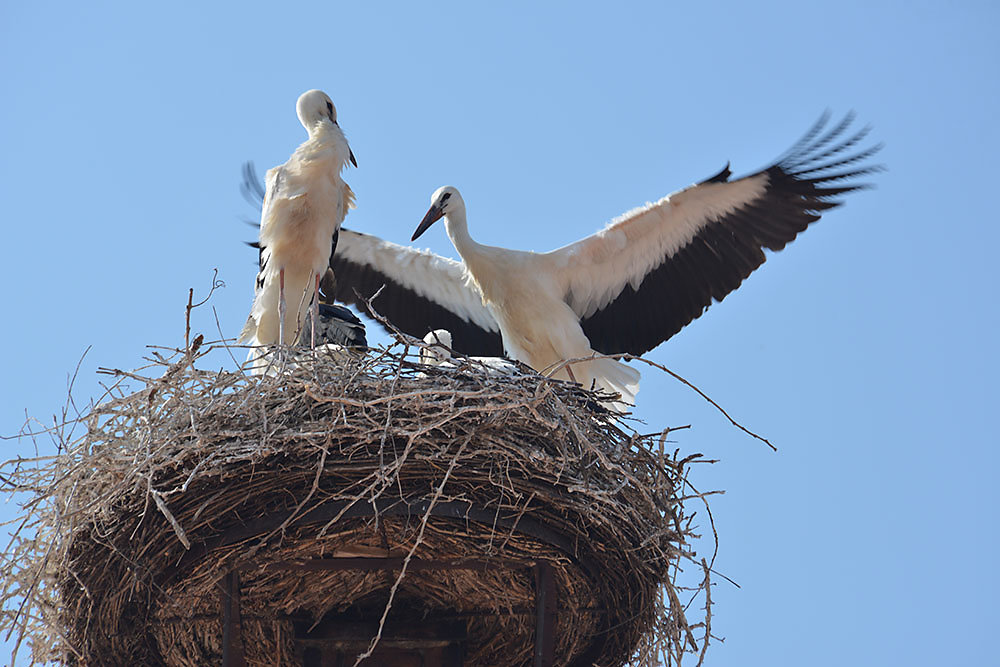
420, 329, 453, 366
296, 90, 357, 166
297, 89, 338, 128
412, 186, 463, 241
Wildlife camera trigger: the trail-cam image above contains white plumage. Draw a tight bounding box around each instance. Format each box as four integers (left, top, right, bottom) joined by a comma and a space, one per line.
419, 329, 454, 366
239, 89, 357, 371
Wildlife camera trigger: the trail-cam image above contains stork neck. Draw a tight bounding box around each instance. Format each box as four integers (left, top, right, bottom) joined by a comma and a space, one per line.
303, 123, 348, 162
444, 208, 481, 256
308, 122, 339, 144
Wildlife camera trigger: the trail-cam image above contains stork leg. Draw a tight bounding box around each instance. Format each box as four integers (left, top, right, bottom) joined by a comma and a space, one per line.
278, 268, 286, 348
310, 272, 320, 349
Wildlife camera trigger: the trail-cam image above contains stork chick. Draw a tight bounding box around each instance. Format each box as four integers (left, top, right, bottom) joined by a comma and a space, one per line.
419, 329, 518, 374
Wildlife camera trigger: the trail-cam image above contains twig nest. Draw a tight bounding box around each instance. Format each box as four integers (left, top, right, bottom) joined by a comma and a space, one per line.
1, 341, 712, 666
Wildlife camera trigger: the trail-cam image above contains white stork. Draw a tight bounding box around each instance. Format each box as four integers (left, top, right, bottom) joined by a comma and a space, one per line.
242, 113, 881, 404
410, 186, 642, 407
239, 89, 357, 371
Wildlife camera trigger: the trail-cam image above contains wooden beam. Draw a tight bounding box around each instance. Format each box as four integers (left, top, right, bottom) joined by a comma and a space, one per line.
221, 571, 247, 667
533, 561, 557, 667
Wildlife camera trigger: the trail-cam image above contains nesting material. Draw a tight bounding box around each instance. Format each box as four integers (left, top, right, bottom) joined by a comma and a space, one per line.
1, 339, 714, 666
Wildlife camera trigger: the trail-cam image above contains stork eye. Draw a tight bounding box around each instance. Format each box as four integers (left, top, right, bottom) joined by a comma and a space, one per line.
326, 101, 334, 114
441, 192, 452, 202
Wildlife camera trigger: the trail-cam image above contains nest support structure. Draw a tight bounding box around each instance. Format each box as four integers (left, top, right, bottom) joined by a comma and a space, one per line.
1, 340, 715, 666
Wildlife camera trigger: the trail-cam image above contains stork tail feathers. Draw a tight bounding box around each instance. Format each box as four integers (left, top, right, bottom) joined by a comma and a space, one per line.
572, 357, 641, 412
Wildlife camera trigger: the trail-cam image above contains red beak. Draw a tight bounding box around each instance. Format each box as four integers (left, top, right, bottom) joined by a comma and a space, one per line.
412, 202, 445, 241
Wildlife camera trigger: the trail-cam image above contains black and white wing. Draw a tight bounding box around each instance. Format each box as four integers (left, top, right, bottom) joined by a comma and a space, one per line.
329, 229, 503, 356
547, 112, 882, 355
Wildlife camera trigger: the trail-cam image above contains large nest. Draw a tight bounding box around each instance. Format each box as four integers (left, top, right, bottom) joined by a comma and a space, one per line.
1, 337, 716, 666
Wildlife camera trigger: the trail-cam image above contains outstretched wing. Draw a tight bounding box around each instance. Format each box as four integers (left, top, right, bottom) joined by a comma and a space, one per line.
547, 112, 882, 355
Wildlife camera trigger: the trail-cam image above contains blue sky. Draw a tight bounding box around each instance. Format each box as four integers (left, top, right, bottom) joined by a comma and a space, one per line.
1, 1, 997, 665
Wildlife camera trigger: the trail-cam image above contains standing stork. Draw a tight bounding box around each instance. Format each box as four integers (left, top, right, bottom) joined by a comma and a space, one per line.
239, 89, 357, 371
410, 185, 642, 407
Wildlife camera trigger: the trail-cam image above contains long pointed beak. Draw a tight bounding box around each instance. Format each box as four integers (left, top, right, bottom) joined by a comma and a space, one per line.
349, 148, 357, 168
412, 203, 445, 241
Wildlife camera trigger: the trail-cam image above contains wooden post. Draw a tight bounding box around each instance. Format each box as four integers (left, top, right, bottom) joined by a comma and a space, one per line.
533, 561, 557, 667
221, 571, 247, 667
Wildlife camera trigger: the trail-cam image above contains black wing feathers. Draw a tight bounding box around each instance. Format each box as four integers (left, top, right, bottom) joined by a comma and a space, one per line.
240, 161, 267, 210
327, 254, 505, 357
581, 113, 882, 356
309, 303, 367, 347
